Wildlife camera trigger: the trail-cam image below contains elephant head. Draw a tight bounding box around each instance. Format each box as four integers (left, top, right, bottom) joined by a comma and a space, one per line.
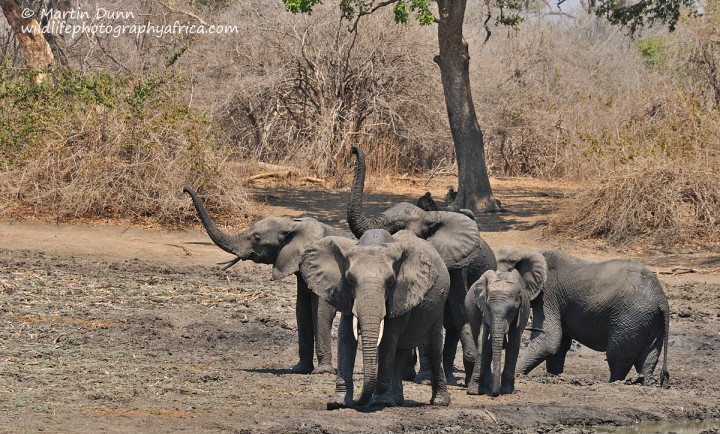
346, 146, 481, 270
467, 247, 547, 396
184, 186, 325, 280
300, 229, 440, 406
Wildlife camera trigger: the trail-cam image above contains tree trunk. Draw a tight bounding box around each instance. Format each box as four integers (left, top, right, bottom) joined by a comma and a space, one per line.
434, 0, 499, 214
0, 0, 54, 74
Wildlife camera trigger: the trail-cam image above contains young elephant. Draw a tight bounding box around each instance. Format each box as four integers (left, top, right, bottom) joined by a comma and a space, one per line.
184, 186, 354, 374
498, 247, 671, 386
465, 248, 548, 397
300, 229, 451, 409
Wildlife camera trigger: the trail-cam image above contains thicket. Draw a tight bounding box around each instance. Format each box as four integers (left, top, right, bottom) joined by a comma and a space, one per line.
0, 66, 248, 224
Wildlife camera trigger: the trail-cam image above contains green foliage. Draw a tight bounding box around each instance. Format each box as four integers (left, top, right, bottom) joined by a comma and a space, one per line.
283, 0, 322, 14
596, 0, 696, 34
636, 36, 667, 66
496, 0, 524, 27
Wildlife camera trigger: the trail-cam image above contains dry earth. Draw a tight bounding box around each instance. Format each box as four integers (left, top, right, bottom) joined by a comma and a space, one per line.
1, 177, 719, 433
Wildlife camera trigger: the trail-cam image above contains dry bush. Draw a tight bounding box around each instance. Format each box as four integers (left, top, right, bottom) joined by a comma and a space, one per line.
549, 162, 720, 246
0, 67, 253, 225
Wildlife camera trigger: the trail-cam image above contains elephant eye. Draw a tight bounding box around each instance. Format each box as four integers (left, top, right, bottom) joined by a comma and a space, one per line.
253, 234, 261, 243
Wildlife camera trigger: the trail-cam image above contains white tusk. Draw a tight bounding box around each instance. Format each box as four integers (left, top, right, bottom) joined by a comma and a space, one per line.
353, 316, 359, 342
377, 319, 384, 347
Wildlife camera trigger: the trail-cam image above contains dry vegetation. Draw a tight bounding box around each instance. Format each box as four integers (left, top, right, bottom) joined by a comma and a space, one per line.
0, 0, 718, 245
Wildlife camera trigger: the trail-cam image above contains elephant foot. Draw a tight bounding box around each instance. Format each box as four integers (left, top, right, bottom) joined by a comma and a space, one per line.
445, 372, 457, 386
463, 359, 475, 387
312, 364, 335, 375
431, 391, 451, 406
466, 380, 481, 395
291, 361, 314, 374
413, 370, 432, 385
369, 393, 400, 408
500, 383, 515, 395
327, 393, 353, 410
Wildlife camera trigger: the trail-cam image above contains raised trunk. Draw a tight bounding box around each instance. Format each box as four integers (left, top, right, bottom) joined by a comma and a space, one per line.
355, 319, 381, 406
491, 322, 504, 397
183, 186, 239, 255
434, 0, 499, 214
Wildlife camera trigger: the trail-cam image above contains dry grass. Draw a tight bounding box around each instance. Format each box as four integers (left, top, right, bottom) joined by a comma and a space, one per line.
549, 163, 720, 246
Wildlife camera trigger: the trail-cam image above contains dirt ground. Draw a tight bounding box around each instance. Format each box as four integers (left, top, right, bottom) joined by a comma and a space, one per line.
1, 176, 719, 433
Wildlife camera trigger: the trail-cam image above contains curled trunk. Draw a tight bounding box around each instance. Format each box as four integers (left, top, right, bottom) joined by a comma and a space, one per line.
346, 147, 409, 237
183, 186, 238, 255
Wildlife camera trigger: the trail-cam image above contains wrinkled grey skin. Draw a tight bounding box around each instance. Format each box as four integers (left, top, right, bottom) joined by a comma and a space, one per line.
465, 247, 547, 397
300, 229, 451, 409
184, 187, 353, 374
498, 247, 670, 386
347, 146, 496, 384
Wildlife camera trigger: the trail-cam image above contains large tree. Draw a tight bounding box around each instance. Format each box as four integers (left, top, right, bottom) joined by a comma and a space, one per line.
0, 0, 54, 70
283, 0, 695, 213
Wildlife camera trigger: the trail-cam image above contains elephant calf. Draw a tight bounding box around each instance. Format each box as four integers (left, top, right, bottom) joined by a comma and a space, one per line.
498, 247, 670, 386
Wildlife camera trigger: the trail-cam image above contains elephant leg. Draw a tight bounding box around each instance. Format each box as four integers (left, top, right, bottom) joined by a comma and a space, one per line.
399, 347, 418, 381
467, 323, 487, 395
311, 294, 336, 374
634, 317, 665, 384
392, 349, 411, 403
427, 318, 451, 406
292, 280, 314, 374
372, 322, 403, 407
607, 326, 645, 383
443, 324, 459, 384
500, 327, 525, 394
545, 334, 572, 375
448, 269, 475, 386
517, 307, 562, 375
327, 314, 356, 410
413, 342, 432, 385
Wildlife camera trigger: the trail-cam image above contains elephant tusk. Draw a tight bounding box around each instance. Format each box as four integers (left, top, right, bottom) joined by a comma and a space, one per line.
377, 319, 384, 347
353, 316, 359, 342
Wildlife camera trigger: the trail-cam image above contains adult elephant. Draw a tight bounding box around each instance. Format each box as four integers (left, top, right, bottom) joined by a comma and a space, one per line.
346, 146, 496, 384
497, 247, 670, 386
184, 186, 354, 374
465, 247, 547, 397
300, 229, 451, 409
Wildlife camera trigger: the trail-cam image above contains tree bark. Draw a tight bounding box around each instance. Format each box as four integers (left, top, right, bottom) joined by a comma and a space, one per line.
0, 0, 54, 72
434, 0, 499, 213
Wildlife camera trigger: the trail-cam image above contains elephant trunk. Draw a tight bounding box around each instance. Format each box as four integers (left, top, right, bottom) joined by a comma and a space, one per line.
355, 317, 382, 406
347, 147, 406, 237
183, 186, 240, 256
490, 321, 505, 397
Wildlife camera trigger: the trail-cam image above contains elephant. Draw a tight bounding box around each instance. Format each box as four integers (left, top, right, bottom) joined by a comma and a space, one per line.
465, 247, 548, 396
346, 146, 496, 384
300, 229, 451, 409
497, 247, 670, 386
184, 186, 354, 374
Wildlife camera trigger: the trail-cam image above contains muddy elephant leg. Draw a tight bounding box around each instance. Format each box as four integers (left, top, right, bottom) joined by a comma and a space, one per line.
634, 326, 663, 384
500, 326, 525, 394
545, 334, 572, 375
413, 342, 432, 384
607, 326, 645, 383
371, 322, 403, 407
448, 269, 475, 386
517, 305, 562, 375
311, 294, 336, 374
327, 314, 356, 410
467, 322, 488, 395
443, 323, 459, 383
293, 277, 314, 374
427, 318, 451, 406
392, 349, 411, 403
400, 347, 417, 381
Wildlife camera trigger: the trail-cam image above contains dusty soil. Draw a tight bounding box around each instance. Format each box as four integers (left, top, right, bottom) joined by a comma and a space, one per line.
1, 177, 719, 433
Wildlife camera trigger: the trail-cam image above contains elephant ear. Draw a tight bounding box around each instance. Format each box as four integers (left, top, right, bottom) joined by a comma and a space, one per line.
387, 230, 440, 318
426, 211, 481, 270
496, 246, 548, 301
272, 218, 326, 281
299, 236, 357, 313
469, 270, 496, 310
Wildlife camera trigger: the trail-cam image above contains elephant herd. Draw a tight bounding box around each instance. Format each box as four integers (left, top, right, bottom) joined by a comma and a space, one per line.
184, 146, 670, 410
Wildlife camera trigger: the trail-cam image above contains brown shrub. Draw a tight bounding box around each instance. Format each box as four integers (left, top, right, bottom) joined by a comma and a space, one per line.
549, 163, 720, 246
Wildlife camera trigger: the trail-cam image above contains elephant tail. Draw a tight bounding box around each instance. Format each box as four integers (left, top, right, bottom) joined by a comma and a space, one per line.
659, 297, 670, 388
